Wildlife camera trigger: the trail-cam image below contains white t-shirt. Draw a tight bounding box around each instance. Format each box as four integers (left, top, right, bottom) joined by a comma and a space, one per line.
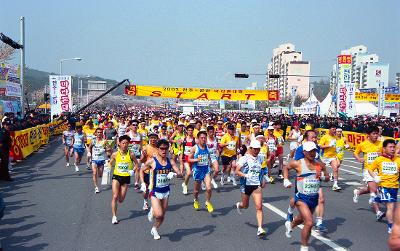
237, 154, 262, 186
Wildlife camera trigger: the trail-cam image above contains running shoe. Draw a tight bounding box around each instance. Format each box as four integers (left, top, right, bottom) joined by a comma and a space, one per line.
205, 201, 214, 213
278, 174, 284, 180
232, 178, 237, 186
220, 177, 225, 186
151, 227, 161, 240
269, 176, 275, 184
143, 201, 149, 211
388, 227, 392, 234
300, 246, 309, 251
257, 227, 266, 237
353, 189, 359, 203
329, 173, 334, 182
112, 216, 119, 224
74, 164, 79, 172
315, 223, 328, 233
227, 176, 232, 183
66, 163, 70, 167
147, 207, 153, 222
236, 202, 242, 215
86, 163, 91, 170
211, 178, 218, 189
376, 211, 385, 221
193, 199, 200, 210
285, 221, 292, 238
286, 213, 293, 222
94, 187, 100, 194
182, 183, 188, 195
332, 184, 342, 191
134, 183, 140, 190
201, 182, 206, 191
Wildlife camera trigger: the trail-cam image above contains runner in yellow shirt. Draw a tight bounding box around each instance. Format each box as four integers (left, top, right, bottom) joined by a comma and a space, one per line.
368, 139, 400, 234
219, 123, 240, 186
319, 124, 341, 191
353, 126, 384, 220
83, 120, 97, 169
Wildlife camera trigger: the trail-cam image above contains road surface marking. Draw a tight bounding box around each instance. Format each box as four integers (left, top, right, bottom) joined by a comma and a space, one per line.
341, 164, 362, 170
344, 181, 362, 186
340, 168, 362, 176
263, 203, 348, 251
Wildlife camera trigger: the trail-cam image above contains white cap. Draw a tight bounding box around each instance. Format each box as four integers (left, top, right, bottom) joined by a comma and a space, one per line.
267, 125, 274, 130
303, 141, 317, 152
251, 119, 257, 123
249, 140, 261, 149
179, 114, 185, 118
189, 120, 195, 124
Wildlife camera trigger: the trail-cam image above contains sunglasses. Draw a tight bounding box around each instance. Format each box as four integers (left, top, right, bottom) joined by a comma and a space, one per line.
132, 124, 138, 126
159, 147, 169, 151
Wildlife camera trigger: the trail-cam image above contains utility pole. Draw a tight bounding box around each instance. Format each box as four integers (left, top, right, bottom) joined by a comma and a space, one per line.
20, 16, 25, 116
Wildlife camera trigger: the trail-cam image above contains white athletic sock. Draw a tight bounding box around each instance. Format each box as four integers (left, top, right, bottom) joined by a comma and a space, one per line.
370, 192, 376, 198
316, 217, 323, 226
333, 180, 338, 186
288, 206, 294, 214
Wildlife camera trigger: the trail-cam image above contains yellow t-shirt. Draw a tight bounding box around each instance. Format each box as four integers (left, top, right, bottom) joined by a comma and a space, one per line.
193, 128, 199, 138
260, 145, 268, 168
368, 156, 400, 188
220, 133, 239, 157
83, 127, 97, 145
336, 137, 345, 160
239, 130, 250, 145
319, 134, 338, 158
354, 140, 382, 170
138, 127, 149, 146
113, 150, 133, 177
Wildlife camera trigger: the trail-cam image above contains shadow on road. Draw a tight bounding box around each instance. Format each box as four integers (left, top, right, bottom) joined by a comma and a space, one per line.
164, 224, 216, 242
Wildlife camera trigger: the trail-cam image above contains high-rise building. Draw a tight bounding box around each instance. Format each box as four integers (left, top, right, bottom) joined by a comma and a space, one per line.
266, 43, 310, 100
334, 45, 389, 89
396, 73, 400, 88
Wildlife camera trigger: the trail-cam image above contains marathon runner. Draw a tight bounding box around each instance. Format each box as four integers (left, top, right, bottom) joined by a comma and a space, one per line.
72, 124, 87, 173
169, 122, 185, 174
62, 123, 74, 167
188, 130, 214, 213
108, 134, 139, 224
265, 125, 277, 183
83, 119, 96, 170
104, 121, 118, 158
219, 123, 239, 186
319, 124, 342, 191
126, 120, 143, 190
181, 125, 195, 195
368, 139, 400, 233
283, 141, 330, 251
235, 140, 267, 237
143, 139, 182, 240
206, 125, 220, 189
140, 132, 159, 210
287, 122, 301, 160
89, 127, 107, 193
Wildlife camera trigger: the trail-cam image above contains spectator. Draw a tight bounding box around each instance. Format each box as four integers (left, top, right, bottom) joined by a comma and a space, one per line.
0, 119, 12, 181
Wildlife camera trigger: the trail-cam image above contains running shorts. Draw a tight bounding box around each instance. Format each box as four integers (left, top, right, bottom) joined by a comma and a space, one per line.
295, 192, 319, 210
240, 185, 260, 196
375, 187, 398, 203
289, 142, 298, 151
150, 190, 170, 200
92, 160, 105, 167
143, 173, 150, 185
112, 174, 131, 185
321, 157, 337, 167
276, 146, 283, 155
221, 155, 236, 166
193, 166, 210, 181
73, 147, 85, 156
362, 169, 375, 183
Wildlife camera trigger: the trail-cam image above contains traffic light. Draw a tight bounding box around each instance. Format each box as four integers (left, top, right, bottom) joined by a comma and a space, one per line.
0, 33, 23, 49
234, 73, 249, 78
44, 93, 50, 102
269, 74, 280, 79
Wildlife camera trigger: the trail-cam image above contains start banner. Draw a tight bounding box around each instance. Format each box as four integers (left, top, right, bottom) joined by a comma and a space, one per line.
125, 85, 280, 101
355, 92, 400, 103
10, 124, 50, 161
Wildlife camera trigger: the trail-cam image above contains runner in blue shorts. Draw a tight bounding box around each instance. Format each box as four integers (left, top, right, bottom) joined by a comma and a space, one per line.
188, 130, 214, 213
283, 141, 329, 251
89, 128, 107, 193
72, 124, 87, 173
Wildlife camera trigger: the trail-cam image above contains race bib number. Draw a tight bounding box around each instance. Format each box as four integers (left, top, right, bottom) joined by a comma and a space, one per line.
184, 146, 192, 155
198, 154, 209, 166
227, 141, 236, 150
303, 179, 320, 194
156, 173, 169, 187
336, 147, 343, 154
93, 146, 105, 160
117, 162, 129, 173
246, 166, 261, 185
382, 162, 398, 175
367, 152, 379, 165
330, 139, 336, 147
267, 141, 277, 152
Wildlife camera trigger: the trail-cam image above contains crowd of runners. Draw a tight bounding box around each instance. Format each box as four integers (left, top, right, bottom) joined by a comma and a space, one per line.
60, 109, 400, 251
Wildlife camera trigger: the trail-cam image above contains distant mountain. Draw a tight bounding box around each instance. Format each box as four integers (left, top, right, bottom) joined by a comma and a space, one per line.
24, 67, 123, 95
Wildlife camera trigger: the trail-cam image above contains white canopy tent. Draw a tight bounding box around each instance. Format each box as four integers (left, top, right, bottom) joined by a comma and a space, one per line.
319, 92, 333, 115
355, 102, 378, 116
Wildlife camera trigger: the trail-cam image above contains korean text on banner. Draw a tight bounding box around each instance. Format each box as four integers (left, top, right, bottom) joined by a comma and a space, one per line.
5, 82, 22, 97
126, 84, 280, 101
336, 55, 354, 117
10, 124, 50, 161
49, 75, 72, 118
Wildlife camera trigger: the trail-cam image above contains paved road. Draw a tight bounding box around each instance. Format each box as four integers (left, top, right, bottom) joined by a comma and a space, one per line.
0, 139, 390, 250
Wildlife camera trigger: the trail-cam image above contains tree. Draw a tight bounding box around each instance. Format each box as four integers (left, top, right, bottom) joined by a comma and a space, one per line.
294, 95, 307, 107
0, 44, 16, 63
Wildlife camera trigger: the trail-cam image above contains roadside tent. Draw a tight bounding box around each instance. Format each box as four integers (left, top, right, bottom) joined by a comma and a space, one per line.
355, 102, 378, 116
319, 92, 333, 115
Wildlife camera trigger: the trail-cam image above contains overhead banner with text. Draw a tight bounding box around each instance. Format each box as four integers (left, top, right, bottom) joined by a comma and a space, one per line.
49, 75, 72, 118
125, 85, 280, 101
355, 92, 400, 103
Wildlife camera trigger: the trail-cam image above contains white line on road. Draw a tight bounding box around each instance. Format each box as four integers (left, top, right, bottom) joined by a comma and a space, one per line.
343, 159, 361, 165
340, 168, 362, 176
341, 164, 362, 170
344, 181, 362, 186
263, 202, 348, 251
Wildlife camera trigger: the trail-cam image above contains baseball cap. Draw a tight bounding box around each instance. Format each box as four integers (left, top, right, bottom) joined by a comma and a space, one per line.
148, 132, 158, 138
189, 120, 196, 124
267, 125, 274, 130
249, 140, 261, 149
227, 124, 235, 130
251, 119, 257, 123
303, 141, 317, 152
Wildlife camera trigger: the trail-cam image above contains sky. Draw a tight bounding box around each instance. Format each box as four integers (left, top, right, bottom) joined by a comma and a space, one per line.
1, 0, 399, 89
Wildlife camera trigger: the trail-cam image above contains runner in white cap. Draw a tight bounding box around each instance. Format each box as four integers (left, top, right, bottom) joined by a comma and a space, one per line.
235, 139, 267, 237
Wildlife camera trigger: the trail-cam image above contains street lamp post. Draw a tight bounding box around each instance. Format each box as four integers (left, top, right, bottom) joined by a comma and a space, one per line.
59, 57, 82, 75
